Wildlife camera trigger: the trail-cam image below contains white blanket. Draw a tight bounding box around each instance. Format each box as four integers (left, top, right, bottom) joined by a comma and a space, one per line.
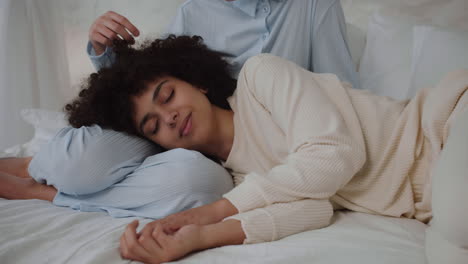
0, 198, 427, 264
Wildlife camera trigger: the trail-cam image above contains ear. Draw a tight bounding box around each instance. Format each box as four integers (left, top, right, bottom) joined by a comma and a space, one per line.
193, 84, 208, 94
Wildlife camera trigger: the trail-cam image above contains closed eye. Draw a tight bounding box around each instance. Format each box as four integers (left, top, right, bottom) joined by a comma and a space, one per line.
164, 90, 174, 104
144, 116, 158, 136
152, 120, 159, 134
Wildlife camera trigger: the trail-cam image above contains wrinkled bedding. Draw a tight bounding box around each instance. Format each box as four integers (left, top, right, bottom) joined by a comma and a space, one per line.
0, 198, 427, 264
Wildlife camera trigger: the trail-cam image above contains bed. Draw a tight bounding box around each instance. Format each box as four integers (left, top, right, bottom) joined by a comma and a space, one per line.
1, 1, 468, 263
0, 199, 426, 264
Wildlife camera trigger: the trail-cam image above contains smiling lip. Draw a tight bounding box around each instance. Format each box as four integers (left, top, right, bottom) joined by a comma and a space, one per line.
179, 113, 192, 137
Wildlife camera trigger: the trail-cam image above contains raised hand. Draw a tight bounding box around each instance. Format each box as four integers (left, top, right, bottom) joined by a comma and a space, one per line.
88, 11, 140, 55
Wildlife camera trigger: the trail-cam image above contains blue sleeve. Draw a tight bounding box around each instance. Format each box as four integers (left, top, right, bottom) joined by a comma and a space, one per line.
86, 42, 117, 71
86, 5, 186, 71
312, 0, 360, 89
165, 5, 186, 36
53, 149, 234, 219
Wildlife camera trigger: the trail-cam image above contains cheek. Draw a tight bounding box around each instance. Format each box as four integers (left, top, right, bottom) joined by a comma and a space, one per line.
146, 136, 159, 145
148, 130, 177, 149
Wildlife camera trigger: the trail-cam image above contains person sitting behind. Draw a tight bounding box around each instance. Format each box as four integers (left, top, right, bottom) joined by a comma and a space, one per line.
87, 0, 360, 88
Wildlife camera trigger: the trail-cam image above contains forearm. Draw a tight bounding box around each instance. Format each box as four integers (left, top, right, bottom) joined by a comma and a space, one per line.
0, 172, 56, 201
173, 198, 238, 227
22, 180, 57, 201
142, 198, 239, 238
199, 219, 245, 249
0, 157, 32, 178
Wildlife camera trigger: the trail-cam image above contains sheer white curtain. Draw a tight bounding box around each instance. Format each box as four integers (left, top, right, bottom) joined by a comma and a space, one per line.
0, 0, 72, 150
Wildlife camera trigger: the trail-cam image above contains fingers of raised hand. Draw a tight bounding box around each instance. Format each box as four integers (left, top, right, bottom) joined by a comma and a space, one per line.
90, 25, 114, 46
90, 11, 139, 46
106, 11, 140, 37
101, 19, 134, 43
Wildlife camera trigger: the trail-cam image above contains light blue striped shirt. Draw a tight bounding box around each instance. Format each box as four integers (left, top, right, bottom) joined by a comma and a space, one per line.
88, 0, 359, 88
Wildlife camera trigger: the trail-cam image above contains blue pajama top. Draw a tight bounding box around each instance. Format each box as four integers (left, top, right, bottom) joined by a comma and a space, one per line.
87, 0, 359, 88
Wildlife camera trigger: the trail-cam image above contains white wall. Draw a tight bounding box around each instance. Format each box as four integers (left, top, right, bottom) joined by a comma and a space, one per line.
61, 0, 185, 91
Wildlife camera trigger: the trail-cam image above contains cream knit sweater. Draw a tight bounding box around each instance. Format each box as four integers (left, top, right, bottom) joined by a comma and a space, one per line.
222, 54, 468, 244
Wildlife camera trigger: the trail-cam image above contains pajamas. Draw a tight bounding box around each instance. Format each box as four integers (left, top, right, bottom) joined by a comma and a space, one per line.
88, 0, 359, 88
221, 54, 468, 244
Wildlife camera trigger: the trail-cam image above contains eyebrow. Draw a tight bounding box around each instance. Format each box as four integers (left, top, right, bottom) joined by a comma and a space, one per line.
138, 80, 168, 135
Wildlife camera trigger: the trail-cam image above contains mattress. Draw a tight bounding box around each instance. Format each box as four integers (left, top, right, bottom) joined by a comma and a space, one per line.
0, 198, 427, 264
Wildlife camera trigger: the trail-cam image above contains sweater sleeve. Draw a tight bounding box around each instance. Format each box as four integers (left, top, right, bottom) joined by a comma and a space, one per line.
223, 54, 366, 242
225, 198, 333, 244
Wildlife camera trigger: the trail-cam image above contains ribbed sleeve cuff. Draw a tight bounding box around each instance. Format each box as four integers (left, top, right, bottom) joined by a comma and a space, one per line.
224, 208, 276, 244
222, 173, 268, 213
224, 199, 334, 245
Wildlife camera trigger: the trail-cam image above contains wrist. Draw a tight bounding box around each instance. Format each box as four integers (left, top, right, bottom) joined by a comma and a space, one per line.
199, 220, 245, 249
213, 198, 238, 221
90, 41, 106, 56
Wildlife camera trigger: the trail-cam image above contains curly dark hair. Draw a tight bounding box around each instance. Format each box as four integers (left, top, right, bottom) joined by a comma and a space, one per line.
65, 35, 237, 135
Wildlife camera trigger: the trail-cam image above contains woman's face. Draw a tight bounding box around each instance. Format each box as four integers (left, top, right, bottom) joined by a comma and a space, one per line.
131, 76, 216, 151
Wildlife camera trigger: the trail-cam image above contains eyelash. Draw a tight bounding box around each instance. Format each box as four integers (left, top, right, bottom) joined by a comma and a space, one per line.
152, 120, 158, 135
150, 89, 173, 135
165, 90, 174, 103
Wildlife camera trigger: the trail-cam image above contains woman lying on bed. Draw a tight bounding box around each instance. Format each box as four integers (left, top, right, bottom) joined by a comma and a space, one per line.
6, 35, 468, 264
0, 125, 233, 219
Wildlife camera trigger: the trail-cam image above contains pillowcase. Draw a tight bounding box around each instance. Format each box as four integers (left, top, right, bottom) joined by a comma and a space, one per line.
28, 125, 233, 219
53, 148, 234, 219
358, 11, 414, 100
409, 26, 468, 96
29, 125, 162, 195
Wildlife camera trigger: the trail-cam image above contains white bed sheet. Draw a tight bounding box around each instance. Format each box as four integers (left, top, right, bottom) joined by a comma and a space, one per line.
0, 198, 427, 264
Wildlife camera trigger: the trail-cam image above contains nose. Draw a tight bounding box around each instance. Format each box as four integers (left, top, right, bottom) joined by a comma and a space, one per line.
163, 110, 178, 128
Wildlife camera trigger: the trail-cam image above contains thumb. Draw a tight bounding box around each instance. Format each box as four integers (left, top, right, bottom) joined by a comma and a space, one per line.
129, 219, 139, 230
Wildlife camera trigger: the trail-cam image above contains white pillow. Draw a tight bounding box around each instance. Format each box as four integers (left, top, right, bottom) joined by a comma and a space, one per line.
409, 26, 468, 96
358, 11, 414, 100
0, 108, 68, 157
